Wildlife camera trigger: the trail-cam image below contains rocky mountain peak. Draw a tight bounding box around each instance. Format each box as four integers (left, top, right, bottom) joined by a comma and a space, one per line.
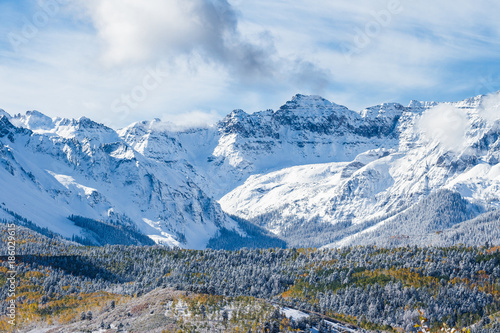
360, 103, 405, 119
278, 94, 350, 115
407, 100, 438, 110
0, 114, 15, 136
17, 110, 55, 131
0, 109, 11, 119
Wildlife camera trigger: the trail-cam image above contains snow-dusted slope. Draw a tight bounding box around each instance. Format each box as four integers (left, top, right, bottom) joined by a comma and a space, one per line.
2, 92, 500, 249
218, 93, 500, 247
326, 190, 492, 248
206, 95, 403, 197
0, 113, 242, 249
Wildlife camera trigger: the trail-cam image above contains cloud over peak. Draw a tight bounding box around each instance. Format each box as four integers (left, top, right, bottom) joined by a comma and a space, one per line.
78, 0, 266, 75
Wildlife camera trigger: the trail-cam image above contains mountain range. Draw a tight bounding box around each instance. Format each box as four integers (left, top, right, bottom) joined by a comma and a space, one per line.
1, 93, 499, 249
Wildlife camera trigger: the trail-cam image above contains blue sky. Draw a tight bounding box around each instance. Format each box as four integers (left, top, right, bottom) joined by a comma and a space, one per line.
1, 0, 500, 128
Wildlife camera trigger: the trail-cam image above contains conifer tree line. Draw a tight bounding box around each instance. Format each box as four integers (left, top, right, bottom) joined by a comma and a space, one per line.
0, 224, 498, 332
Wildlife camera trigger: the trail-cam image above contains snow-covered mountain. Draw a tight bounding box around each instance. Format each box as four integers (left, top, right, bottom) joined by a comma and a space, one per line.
218, 94, 500, 247
0, 112, 256, 249
1, 92, 499, 248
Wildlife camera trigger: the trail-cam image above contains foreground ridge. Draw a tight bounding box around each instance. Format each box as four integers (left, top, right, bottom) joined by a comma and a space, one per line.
0, 226, 498, 332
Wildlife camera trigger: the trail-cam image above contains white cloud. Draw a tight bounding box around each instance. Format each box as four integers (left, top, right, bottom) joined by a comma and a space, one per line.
418, 104, 470, 152
231, 0, 500, 108
80, 0, 237, 64
73, 0, 308, 81
161, 109, 222, 129
479, 92, 500, 125
2, 0, 500, 128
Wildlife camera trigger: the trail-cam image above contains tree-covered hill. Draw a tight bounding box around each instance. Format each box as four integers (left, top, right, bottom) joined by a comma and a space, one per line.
0, 224, 499, 332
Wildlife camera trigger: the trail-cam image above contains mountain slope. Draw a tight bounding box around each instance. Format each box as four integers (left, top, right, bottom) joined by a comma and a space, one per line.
217, 93, 500, 247
1, 92, 500, 249
327, 189, 484, 248
0, 113, 249, 249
